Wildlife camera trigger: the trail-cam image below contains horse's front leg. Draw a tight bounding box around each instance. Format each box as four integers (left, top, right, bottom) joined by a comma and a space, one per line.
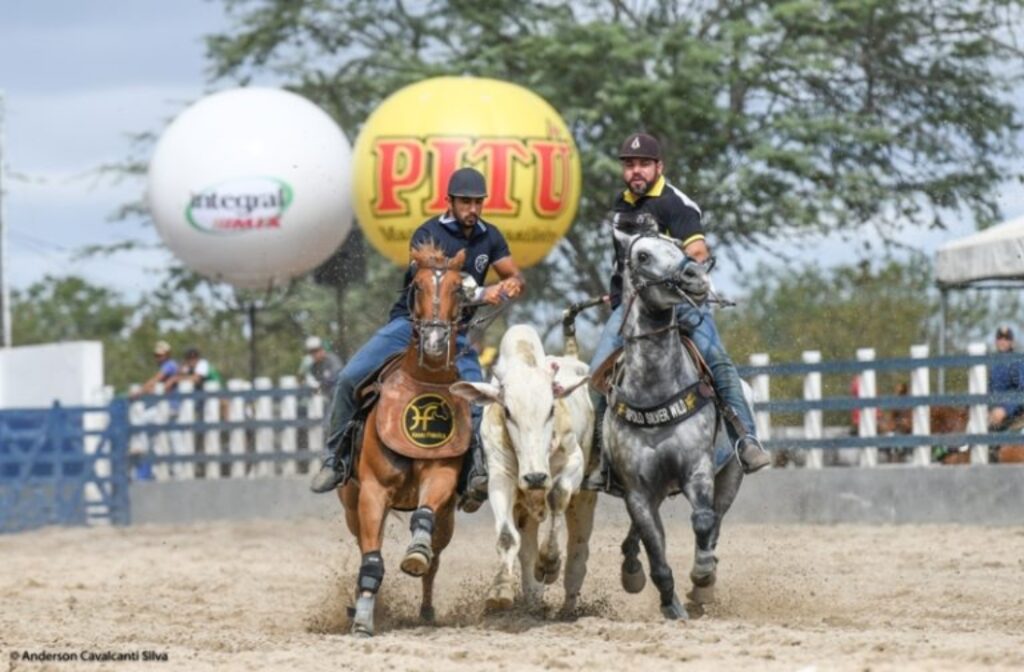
401, 458, 459, 578
352, 478, 390, 637
688, 452, 743, 605
681, 453, 718, 598
419, 497, 456, 624
624, 490, 685, 620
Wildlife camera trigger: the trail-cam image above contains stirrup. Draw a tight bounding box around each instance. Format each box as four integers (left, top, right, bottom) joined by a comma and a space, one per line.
735, 436, 771, 474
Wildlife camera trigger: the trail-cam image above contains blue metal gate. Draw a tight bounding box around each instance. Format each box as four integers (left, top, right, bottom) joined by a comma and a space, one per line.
0, 399, 131, 533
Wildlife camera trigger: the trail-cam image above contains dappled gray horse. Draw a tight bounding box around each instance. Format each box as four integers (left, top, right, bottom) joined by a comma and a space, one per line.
603, 225, 745, 620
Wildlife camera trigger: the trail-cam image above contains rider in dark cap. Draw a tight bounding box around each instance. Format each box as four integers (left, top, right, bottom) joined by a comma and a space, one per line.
311, 167, 525, 512
583, 132, 771, 494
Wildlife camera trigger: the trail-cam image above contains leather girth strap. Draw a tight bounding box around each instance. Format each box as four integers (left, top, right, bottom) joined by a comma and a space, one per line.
589, 329, 748, 437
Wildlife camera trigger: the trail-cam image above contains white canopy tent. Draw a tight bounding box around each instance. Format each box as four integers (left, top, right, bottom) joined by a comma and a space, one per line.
933, 214, 1024, 390
935, 214, 1024, 288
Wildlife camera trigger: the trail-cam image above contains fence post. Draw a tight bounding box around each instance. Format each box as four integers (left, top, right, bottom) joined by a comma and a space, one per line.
83, 386, 115, 516
307, 391, 325, 474
802, 350, 823, 469
253, 377, 274, 478
227, 379, 249, 478
203, 381, 222, 479
967, 341, 989, 464
151, 383, 171, 481
857, 349, 878, 468
127, 385, 146, 475
910, 345, 932, 466
175, 381, 196, 480
107, 398, 132, 526
749, 353, 771, 440
280, 376, 298, 476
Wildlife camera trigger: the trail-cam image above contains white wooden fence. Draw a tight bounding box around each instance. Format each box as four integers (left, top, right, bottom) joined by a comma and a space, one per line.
128, 376, 326, 480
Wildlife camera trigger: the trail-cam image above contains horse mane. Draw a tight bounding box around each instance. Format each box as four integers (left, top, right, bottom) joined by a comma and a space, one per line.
411, 240, 465, 270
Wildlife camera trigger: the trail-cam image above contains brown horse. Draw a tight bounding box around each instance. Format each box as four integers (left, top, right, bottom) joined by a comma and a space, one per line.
338, 243, 472, 637
878, 382, 972, 464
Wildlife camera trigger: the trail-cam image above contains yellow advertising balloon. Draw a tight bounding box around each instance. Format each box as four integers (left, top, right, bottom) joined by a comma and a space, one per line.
352, 77, 581, 267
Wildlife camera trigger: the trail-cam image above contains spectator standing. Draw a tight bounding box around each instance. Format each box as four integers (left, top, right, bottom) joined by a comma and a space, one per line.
134, 340, 179, 396
988, 326, 1024, 430
304, 336, 343, 398
170, 347, 224, 390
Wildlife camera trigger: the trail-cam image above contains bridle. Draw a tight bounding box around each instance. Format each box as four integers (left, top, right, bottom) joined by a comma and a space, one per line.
409, 265, 463, 371
619, 233, 707, 342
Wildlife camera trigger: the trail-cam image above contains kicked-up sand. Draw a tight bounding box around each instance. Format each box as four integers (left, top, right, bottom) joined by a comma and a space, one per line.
2, 505, 1022, 671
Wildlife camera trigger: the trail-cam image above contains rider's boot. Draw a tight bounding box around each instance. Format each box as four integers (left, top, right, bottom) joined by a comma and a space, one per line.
581, 409, 608, 492
458, 432, 489, 513
582, 397, 624, 495
310, 426, 353, 494
736, 435, 771, 474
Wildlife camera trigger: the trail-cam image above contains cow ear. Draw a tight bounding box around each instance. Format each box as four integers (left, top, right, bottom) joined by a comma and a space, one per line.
552, 375, 589, 399
450, 381, 502, 406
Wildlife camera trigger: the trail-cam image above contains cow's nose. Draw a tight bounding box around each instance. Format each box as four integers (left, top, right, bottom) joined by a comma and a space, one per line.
522, 472, 548, 490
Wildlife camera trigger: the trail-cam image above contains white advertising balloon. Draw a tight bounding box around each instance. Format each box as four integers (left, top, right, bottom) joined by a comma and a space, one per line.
148, 88, 352, 288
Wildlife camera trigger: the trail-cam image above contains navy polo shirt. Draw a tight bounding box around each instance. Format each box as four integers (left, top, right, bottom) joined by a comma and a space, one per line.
388, 213, 512, 322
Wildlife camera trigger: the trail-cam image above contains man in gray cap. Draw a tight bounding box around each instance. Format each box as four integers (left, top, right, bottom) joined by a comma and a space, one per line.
310, 167, 525, 512
302, 336, 344, 397
583, 132, 770, 494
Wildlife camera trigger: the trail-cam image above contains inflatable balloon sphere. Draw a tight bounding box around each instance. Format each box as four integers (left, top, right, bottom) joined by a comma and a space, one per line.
148, 88, 353, 289
352, 77, 581, 268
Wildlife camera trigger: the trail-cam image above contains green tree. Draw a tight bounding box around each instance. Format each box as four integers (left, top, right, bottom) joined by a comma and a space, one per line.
12, 276, 132, 346
201, 0, 1022, 343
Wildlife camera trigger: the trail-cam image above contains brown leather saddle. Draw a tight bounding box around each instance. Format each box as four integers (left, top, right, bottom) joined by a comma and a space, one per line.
355, 355, 472, 460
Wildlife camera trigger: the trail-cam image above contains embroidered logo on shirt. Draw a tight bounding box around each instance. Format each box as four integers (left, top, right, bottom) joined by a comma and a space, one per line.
475, 254, 489, 273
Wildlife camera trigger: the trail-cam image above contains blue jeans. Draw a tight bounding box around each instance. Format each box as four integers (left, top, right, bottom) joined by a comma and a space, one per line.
324, 317, 483, 457
589, 303, 757, 444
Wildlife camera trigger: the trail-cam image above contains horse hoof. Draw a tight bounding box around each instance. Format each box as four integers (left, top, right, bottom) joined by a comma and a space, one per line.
534, 556, 561, 585
485, 584, 515, 611
686, 583, 716, 605
400, 550, 431, 577
621, 559, 646, 594
661, 596, 688, 621
351, 595, 375, 637
420, 605, 436, 623
400, 539, 433, 577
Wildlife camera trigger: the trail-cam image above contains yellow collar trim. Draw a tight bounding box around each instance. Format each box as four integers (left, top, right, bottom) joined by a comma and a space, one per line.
622, 175, 666, 205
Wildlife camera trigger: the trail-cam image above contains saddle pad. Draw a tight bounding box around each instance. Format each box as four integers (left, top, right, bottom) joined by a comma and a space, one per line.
375, 368, 471, 460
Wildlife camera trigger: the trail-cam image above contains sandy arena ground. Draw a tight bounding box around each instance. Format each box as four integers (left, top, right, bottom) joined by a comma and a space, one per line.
2, 509, 1023, 672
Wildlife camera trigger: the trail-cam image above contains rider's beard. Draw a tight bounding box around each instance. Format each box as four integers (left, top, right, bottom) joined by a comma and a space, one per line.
627, 176, 651, 196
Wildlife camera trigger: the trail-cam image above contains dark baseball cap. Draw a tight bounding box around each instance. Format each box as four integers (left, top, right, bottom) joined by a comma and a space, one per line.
618, 132, 661, 160
996, 326, 1014, 340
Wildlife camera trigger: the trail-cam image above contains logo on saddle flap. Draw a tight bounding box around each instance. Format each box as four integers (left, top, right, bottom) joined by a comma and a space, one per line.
402, 393, 456, 448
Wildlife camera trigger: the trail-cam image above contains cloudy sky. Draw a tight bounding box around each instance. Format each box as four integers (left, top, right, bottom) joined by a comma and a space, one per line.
1, 1, 1021, 302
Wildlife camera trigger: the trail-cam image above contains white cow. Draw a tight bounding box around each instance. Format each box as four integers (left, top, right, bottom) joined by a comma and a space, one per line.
451, 324, 596, 613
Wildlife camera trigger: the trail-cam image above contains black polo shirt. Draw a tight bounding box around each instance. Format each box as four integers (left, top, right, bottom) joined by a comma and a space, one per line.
388, 213, 512, 322
608, 175, 704, 308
